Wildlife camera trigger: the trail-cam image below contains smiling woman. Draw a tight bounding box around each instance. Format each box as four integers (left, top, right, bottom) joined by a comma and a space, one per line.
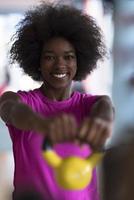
0, 2, 114, 200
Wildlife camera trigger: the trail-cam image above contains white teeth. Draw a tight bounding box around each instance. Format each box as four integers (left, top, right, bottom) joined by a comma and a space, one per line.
53, 74, 66, 78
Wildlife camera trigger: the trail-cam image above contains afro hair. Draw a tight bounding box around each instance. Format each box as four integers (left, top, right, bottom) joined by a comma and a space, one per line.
10, 2, 107, 81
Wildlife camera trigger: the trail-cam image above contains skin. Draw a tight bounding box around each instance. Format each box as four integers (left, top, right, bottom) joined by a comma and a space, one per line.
0, 37, 114, 150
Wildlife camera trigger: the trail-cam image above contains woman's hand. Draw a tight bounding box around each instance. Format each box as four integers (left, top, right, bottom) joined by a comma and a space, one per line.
77, 117, 113, 151
42, 113, 77, 146
41, 96, 114, 149
77, 95, 114, 151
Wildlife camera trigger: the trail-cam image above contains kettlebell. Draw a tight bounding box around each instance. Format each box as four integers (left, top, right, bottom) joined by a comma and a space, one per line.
42, 139, 103, 190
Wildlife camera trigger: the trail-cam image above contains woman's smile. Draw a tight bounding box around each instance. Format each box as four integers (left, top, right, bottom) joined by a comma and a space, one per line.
52, 73, 67, 78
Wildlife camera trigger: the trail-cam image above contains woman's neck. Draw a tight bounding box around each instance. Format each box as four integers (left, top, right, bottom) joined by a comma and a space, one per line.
40, 84, 72, 101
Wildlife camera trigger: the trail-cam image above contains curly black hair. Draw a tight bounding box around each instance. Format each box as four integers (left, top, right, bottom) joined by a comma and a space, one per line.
10, 2, 106, 81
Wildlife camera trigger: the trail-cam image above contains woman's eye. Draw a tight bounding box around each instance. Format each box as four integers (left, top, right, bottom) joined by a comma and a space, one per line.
64, 55, 75, 60
44, 55, 55, 61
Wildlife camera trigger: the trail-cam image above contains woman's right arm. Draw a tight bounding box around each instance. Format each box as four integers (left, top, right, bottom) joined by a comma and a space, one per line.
0, 91, 46, 133
0, 91, 77, 144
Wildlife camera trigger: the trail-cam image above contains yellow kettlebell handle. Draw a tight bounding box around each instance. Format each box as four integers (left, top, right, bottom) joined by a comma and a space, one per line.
42, 139, 104, 190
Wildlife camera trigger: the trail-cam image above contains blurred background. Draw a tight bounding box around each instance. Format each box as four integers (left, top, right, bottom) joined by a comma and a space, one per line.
0, 0, 134, 199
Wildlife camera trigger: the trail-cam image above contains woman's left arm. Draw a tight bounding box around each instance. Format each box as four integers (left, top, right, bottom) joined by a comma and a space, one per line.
90, 95, 114, 122
78, 95, 114, 151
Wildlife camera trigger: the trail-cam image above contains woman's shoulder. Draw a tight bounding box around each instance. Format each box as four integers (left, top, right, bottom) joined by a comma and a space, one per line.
16, 87, 42, 105
73, 91, 99, 102
17, 87, 41, 97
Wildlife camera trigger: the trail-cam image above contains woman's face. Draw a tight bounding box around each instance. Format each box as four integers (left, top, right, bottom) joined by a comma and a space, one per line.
40, 37, 77, 90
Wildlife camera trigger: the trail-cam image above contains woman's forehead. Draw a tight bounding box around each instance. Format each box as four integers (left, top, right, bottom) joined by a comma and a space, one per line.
42, 37, 75, 52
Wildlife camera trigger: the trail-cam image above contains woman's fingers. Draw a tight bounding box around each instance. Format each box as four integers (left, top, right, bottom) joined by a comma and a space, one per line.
45, 114, 112, 149
78, 117, 112, 150
88, 121, 109, 150
46, 114, 77, 145
77, 118, 90, 144
90, 121, 112, 150
57, 114, 77, 142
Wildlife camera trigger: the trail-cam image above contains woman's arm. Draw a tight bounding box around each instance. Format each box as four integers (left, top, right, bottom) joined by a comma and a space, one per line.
90, 95, 115, 122
0, 91, 46, 133
78, 95, 114, 150
0, 92, 77, 144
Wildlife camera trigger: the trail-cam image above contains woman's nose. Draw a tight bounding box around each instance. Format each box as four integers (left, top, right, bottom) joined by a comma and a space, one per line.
55, 56, 66, 67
